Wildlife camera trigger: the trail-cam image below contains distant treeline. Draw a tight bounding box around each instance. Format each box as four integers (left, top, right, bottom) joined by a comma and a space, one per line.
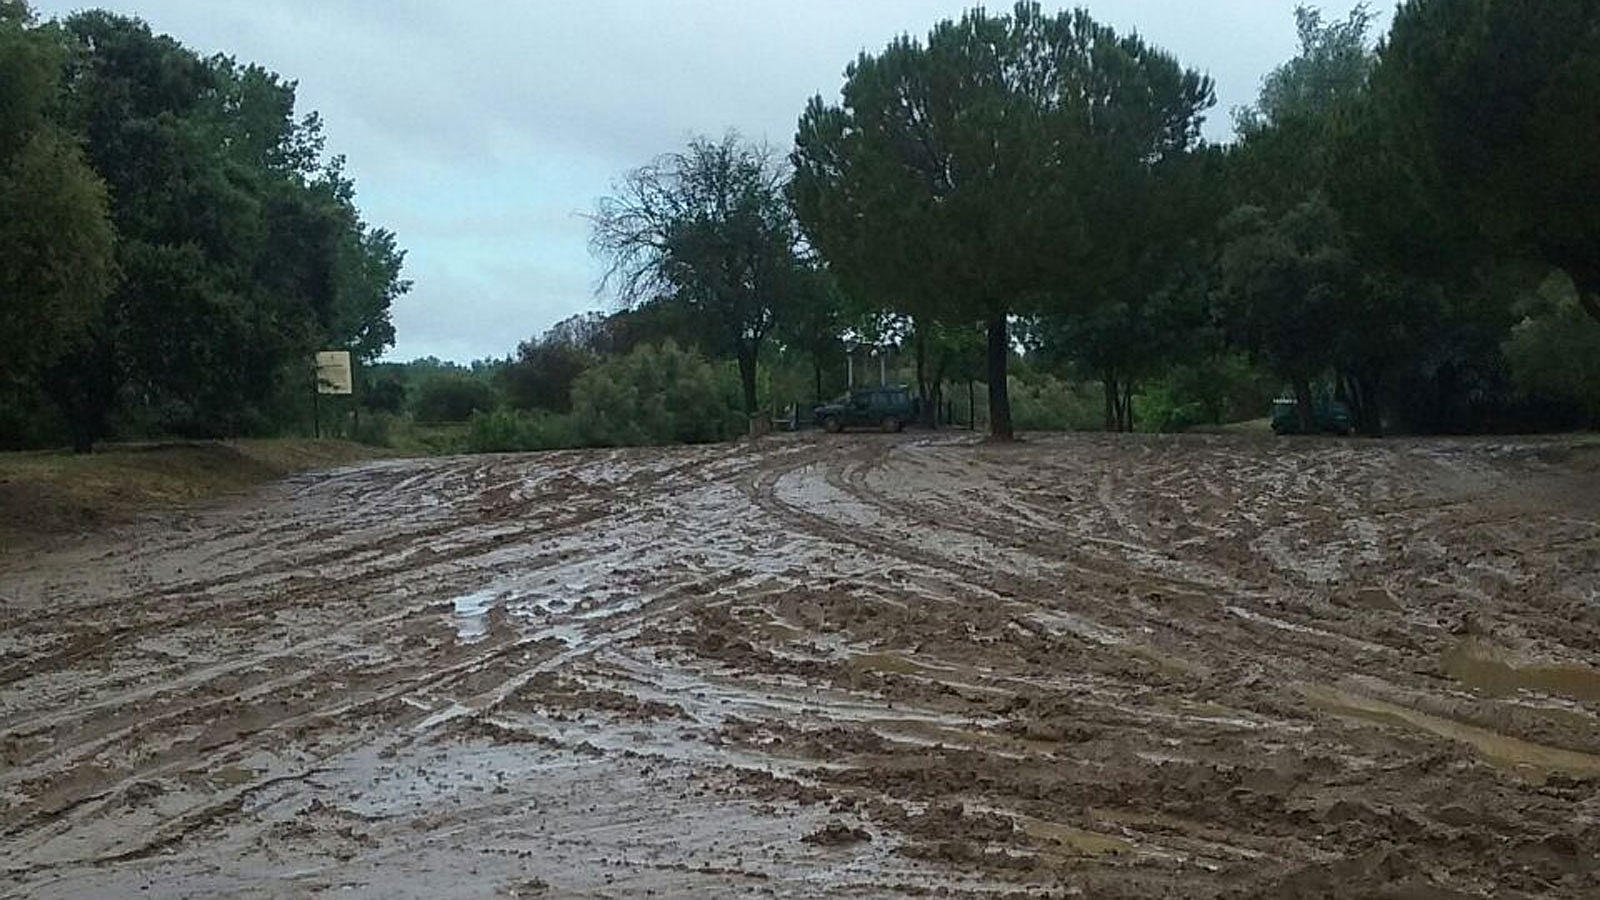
1, 2, 407, 451
373, 0, 1600, 456
7, 1, 1599, 455
570, 1, 1600, 440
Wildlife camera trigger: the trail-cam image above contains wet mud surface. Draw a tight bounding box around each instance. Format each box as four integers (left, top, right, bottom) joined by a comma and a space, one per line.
2, 433, 1598, 897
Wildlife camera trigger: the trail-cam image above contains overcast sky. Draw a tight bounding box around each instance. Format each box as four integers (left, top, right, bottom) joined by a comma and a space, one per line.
36, 1, 1376, 363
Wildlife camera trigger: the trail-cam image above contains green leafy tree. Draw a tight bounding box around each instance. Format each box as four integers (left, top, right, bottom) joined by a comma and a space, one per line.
1230, 5, 1378, 214
0, 3, 117, 450
1376, 0, 1600, 323
589, 133, 798, 417
1031, 146, 1226, 431
501, 322, 595, 413
774, 263, 846, 405
360, 374, 406, 414
793, 2, 1213, 439
905, 319, 983, 427
1505, 274, 1600, 421
1225, 4, 1425, 435
1236, 5, 1378, 137
29, 10, 408, 444
1215, 197, 1362, 432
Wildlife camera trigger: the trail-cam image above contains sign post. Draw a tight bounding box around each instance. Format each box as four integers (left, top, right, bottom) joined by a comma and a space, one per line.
314, 351, 354, 439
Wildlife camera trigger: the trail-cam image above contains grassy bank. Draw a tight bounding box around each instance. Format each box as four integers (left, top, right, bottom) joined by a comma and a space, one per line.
0, 439, 394, 549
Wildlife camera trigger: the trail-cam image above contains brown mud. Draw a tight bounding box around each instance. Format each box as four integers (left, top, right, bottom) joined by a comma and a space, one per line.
2, 433, 1598, 897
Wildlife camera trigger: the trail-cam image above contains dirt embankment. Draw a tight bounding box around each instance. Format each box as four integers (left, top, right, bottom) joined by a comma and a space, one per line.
2, 432, 1598, 897
0, 439, 390, 550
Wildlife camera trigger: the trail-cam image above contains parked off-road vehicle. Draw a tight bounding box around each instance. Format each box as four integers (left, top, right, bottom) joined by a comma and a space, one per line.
1270, 397, 1352, 435
814, 386, 913, 433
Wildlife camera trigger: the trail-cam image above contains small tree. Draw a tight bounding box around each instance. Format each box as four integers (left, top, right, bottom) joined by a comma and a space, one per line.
1214, 197, 1358, 432
774, 262, 846, 405
1031, 146, 1226, 432
500, 327, 593, 413
589, 133, 798, 418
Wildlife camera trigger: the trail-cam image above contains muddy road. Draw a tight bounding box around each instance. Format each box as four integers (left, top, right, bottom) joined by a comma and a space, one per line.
2, 433, 1599, 898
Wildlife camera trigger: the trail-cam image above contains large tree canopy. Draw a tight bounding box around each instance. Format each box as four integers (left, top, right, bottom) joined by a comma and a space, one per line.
0, 6, 410, 448
1377, 0, 1600, 322
792, 1, 1213, 439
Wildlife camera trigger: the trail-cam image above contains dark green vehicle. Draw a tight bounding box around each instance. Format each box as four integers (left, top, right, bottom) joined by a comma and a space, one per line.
814, 386, 914, 433
1271, 397, 1352, 435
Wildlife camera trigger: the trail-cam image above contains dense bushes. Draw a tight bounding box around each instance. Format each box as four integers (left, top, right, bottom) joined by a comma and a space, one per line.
501, 340, 591, 413
412, 374, 496, 423
1007, 374, 1101, 432
570, 341, 745, 446
465, 409, 581, 453
1505, 279, 1600, 424
462, 342, 744, 453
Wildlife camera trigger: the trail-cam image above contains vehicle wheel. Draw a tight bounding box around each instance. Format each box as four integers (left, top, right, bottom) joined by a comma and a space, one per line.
823, 417, 842, 434
882, 417, 902, 433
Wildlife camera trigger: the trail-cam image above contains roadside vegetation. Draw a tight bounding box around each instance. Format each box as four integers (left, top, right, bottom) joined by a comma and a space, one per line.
4, 0, 1599, 460
1, 2, 407, 453
0, 438, 389, 547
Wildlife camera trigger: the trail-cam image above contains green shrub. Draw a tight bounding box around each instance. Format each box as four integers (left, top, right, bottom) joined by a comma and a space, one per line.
571, 341, 744, 446
1008, 373, 1102, 431
393, 420, 469, 455
1134, 380, 1209, 433
350, 411, 394, 447
361, 376, 407, 414
412, 374, 497, 423
0, 386, 67, 450
501, 341, 592, 412
464, 409, 582, 453
1505, 283, 1600, 425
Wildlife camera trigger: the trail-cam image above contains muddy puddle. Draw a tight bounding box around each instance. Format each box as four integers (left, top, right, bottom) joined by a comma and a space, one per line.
1304, 684, 1600, 780
1442, 636, 1600, 703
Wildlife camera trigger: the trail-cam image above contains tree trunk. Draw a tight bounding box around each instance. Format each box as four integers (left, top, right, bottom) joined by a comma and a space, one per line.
1350, 372, 1382, 436
914, 327, 935, 427
1338, 371, 1364, 435
737, 344, 759, 417
813, 356, 823, 406
927, 352, 950, 430
985, 314, 1013, 441
1293, 377, 1316, 434
1103, 370, 1118, 432
1122, 380, 1135, 433
68, 423, 94, 454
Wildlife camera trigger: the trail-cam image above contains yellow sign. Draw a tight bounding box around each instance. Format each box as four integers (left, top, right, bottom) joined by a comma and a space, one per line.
315, 351, 353, 395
